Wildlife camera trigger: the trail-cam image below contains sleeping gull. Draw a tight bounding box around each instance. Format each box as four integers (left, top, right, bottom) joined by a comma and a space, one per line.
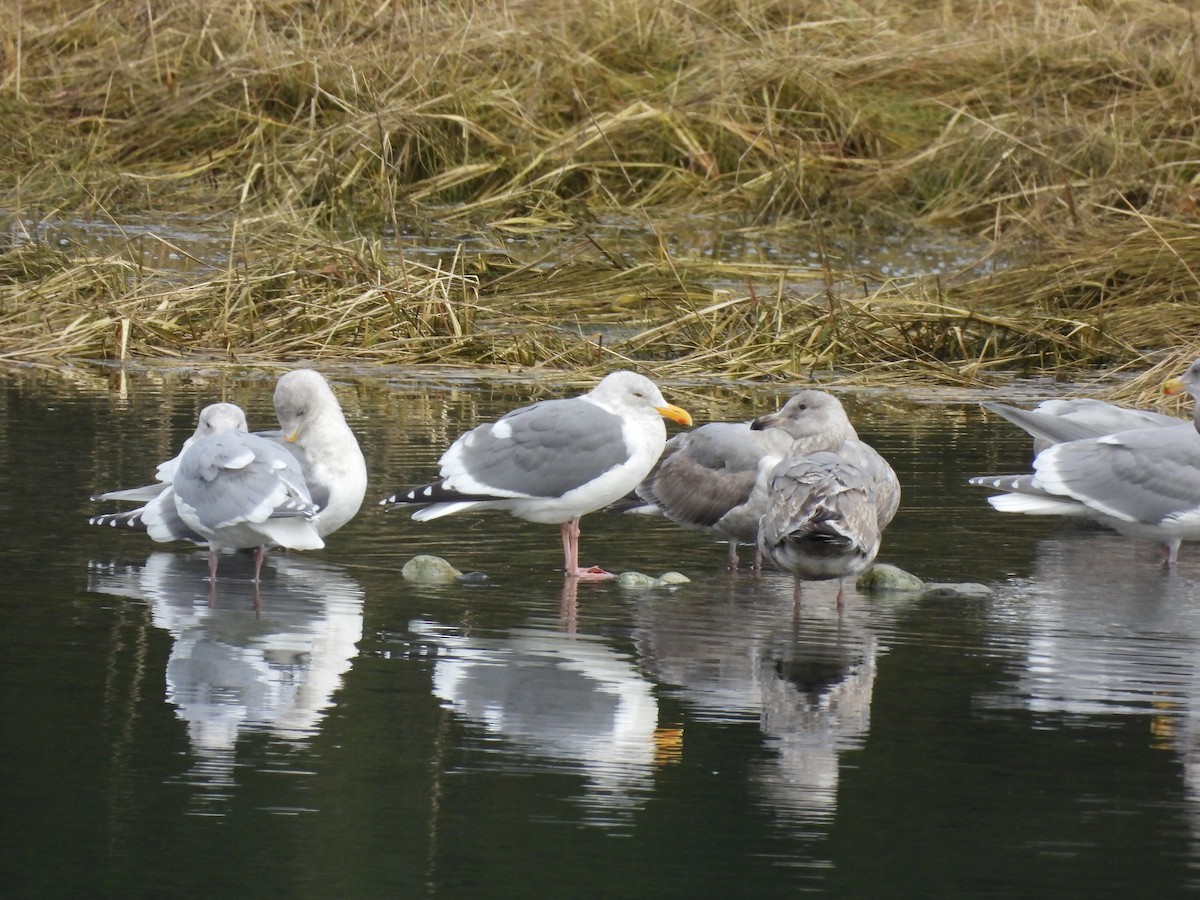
90, 402, 249, 542
172, 424, 324, 582
270, 369, 368, 538
626, 390, 869, 570
381, 370, 692, 580
753, 392, 901, 607
969, 358, 1200, 566
91, 369, 366, 541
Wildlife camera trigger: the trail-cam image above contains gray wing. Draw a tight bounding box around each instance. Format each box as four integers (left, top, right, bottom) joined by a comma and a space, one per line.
1034, 425, 1200, 523
175, 432, 315, 529
985, 400, 1180, 452
443, 397, 629, 498
637, 423, 785, 529
1035, 398, 1180, 432
254, 428, 332, 510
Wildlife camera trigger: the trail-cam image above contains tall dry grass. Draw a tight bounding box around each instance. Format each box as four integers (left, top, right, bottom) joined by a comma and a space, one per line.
2, 0, 1200, 387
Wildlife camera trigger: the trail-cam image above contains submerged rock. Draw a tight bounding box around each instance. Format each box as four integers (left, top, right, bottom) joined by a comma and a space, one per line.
402, 555, 463, 584
922, 582, 994, 600
659, 571, 691, 584
857, 563, 925, 593
617, 571, 665, 589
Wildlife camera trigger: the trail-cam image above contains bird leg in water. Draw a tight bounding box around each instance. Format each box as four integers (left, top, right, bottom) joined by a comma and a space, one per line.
253, 544, 267, 582
559, 518, 614, 581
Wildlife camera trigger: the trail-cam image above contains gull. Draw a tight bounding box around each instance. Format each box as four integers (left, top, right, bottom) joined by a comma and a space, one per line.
381, 371, 692, 580
627, 390, 869, 570
970, 358, 1200, 566
172, 424, 324, 582
754, 392, 901, 607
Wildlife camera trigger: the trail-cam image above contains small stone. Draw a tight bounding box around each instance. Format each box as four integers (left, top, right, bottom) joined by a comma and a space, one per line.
658, 571, 691, 584
402, 555, 463, 584
857, 563, 925, 593
922, 582, 994, 599
617, 571, 665, 589
457, 571, 490, 584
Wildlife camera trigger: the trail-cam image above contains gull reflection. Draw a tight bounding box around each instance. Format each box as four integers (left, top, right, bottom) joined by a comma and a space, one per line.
986, 531, 1200, 841
88, 552, 364, 805
410, 616, 660, 827
633, 577, 883, 829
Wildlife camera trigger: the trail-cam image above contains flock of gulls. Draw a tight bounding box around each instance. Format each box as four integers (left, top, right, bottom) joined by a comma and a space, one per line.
88, 358, 1200, 606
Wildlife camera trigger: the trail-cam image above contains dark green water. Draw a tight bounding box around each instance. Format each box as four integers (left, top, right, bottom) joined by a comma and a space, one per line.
2, 365, 1199, 898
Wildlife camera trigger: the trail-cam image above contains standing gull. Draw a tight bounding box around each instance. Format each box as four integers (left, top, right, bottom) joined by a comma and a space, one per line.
381, 371, 692, 580
969, 358, 1200, 566
753, 392, 901, 607
627, 390, 867, 570
270, 369, 368, 538
173, 425, 324, 582
91, 369, 367, 541
90, 402, 249, 543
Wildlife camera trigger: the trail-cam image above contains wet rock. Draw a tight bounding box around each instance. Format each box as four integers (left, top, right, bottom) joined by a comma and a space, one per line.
857, 563, 925, 593
457, 571, 490, 584
922, 582, 994, 600
617, 571, 666, 589
402, 554, 463, 584
659, 571, 691, 584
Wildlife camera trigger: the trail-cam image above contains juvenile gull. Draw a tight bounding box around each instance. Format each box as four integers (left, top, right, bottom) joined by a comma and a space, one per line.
627, 390, 867, 570
271, 369, 368, 538
381, 371, 693, 580
173, 426, 324, 582
753, 392, 901, 607
969, 358, 1200, 566
90, 402, 249, 542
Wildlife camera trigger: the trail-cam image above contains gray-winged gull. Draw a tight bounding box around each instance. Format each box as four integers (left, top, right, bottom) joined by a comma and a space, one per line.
624, 422, 793, 569
91, 370, 366, 541
626, 390, 869, 570
982, 397, 1179, 455
173, 426, 324, 582
90, 402, 249, 542
753, 392, 901, 607
271, 369, 368, 538
970, 358, 1200, 566
381, 370, 693, 580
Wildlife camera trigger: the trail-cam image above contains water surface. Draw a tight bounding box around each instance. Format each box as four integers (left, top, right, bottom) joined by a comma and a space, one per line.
1, 365, 1196, 898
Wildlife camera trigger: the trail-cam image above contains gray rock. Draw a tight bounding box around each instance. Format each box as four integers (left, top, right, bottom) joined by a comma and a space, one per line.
856, 563, 925, 593
922, 582, 994, 599
659, 571, 691, 584
402, 555, 463, 584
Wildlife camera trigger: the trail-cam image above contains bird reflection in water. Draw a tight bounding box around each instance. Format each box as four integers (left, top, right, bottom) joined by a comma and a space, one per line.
411, 614, 667, 827
88, 552, 364, 812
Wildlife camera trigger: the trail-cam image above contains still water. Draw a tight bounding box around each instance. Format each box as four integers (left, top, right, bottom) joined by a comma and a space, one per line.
2, 365, 1198, 898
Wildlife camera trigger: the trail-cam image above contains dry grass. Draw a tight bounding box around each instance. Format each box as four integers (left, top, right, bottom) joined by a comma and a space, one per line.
3, 0, 1200, 385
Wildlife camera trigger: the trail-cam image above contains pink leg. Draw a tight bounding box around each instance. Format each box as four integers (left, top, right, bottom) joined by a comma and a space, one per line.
208, 550, 220, 582
253, 545, 267, 583
726, 541, 740, 571
559, 518, 614, 581
792, 578, 803, 609
835, 578, 846, 610
1162, 540, 1181, 568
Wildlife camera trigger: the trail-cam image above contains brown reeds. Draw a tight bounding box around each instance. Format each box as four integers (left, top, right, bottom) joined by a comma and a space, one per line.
3, 0, 1200, 385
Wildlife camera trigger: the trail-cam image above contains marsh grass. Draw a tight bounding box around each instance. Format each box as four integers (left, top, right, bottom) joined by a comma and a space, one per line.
4, 0, 1200, 389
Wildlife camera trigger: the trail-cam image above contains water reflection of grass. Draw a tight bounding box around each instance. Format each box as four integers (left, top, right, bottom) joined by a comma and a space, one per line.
3, 1, 1199, 398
